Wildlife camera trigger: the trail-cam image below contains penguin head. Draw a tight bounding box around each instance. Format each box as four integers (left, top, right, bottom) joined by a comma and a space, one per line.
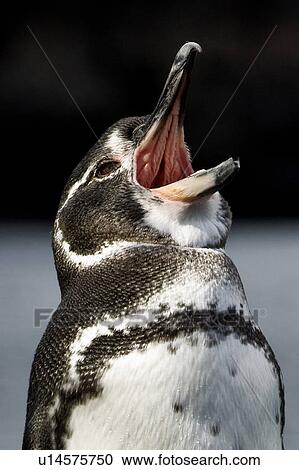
54, 42, 239, 278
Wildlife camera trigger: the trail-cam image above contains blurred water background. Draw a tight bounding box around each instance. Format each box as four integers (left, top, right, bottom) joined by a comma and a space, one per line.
0, 220, 298, 449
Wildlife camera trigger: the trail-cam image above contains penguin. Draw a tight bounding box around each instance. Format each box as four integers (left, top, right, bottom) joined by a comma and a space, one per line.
23, 42, 284, 450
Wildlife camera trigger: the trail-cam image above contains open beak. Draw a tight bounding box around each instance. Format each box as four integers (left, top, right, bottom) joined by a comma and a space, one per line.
133, 42, 239, 202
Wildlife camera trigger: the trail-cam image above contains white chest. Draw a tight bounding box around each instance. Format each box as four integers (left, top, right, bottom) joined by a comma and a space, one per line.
65, 332, 282, 450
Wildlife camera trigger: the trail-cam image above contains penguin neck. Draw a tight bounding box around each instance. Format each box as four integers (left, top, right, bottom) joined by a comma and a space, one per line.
140, 191, 232, 249
52, 220, 165, 292
54, 238, 247, 321
53, 192, 232, 292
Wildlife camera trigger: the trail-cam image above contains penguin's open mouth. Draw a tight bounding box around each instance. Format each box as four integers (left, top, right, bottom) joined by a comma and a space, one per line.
133, 42, 239, 202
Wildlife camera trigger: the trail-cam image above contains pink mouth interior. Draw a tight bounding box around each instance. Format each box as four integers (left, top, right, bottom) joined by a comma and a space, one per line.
134, 84, 194, 189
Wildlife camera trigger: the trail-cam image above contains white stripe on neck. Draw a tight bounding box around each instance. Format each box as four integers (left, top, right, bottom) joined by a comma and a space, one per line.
55, 227, 143, 268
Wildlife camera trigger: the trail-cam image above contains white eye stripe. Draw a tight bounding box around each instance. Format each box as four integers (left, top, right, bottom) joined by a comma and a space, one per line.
58, 161, 126, 213
105, 129, 133, 155
58, 164, 97, 214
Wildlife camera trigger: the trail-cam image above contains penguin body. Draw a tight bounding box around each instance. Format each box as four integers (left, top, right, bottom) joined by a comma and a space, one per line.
23, 43, 284, 450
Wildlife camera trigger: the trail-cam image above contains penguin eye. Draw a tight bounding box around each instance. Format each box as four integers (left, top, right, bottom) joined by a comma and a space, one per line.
94, 160, 121, 178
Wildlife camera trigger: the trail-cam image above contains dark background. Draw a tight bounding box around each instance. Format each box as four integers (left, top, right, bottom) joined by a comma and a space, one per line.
1, 1, 298, 220
1, 3, 299, 450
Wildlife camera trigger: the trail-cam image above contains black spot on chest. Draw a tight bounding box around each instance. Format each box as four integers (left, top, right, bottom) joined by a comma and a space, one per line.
167, 343, 178, 354
229, 366, 237, 377
173, 402, 184, 413
210, 422, 221, 436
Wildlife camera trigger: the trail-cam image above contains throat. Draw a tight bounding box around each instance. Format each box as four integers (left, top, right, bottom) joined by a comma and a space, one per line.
143, 192, 232, 249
